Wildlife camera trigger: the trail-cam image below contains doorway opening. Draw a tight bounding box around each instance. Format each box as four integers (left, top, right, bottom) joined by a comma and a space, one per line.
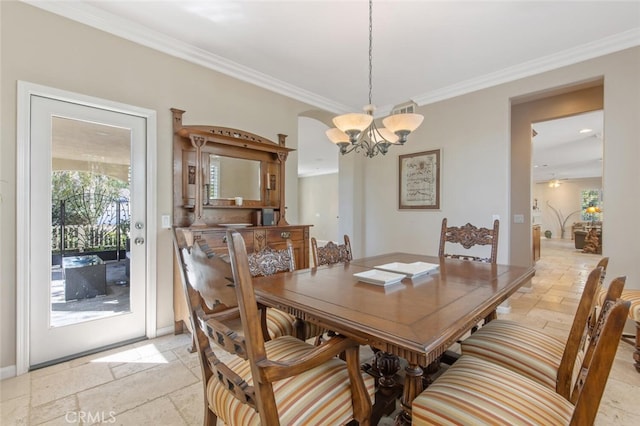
509, 79, 604, 267
532, 110, 604, 255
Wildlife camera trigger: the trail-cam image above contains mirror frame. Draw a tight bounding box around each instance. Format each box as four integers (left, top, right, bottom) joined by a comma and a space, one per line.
172, 108, 293, 227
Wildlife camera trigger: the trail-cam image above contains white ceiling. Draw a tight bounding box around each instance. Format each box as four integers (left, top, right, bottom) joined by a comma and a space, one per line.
532, 110, 604, 184
27, 0, 639, 177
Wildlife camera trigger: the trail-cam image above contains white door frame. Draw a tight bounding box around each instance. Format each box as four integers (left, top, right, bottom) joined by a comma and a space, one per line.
16, 81, 157, 375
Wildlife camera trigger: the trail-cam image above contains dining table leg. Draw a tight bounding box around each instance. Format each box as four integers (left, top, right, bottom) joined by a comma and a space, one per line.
394, 362, 423, 425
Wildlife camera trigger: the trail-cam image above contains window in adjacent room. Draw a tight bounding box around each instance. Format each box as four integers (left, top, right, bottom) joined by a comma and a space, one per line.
580, 189, 603, 222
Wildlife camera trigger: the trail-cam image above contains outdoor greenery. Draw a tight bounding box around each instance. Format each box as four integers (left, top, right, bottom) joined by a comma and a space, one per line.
51, 171, 130, 254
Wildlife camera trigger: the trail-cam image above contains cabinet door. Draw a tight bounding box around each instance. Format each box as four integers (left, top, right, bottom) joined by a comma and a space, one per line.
265, 227, 308, 269
532, 226, 541, 262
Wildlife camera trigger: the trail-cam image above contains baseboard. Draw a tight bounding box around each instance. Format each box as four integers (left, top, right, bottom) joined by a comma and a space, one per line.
156, 325, 176, 337
1, 365, 17, 380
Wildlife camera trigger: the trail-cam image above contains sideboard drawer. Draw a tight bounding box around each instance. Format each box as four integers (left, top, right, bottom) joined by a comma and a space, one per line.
195, 229, 254, 253
266, 228, 304, 242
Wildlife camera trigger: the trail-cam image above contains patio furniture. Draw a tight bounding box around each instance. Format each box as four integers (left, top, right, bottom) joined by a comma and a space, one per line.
62, 255, 107, 301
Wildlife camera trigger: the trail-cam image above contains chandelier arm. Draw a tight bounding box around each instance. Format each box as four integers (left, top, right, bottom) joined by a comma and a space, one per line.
326, 0, 423, 158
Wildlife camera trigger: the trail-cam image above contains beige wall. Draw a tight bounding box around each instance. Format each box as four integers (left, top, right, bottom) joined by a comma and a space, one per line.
0, 2, 313, 370
340, 47, 639, 290
2, 1, 639, 373
298, 173, 339, 243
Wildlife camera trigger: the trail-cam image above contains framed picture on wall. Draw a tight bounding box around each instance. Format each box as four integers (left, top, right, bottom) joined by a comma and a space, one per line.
399, 149, 441, 210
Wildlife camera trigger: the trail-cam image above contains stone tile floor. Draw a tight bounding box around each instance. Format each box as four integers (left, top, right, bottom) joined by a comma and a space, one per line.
2, 238, 638, 425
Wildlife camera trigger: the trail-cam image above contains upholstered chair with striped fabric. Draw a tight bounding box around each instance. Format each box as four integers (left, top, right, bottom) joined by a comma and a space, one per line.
461, 265, 621, 399
311, 235, 353, 267
174, 229, 308, 342
413, 298, 630, 425
221, 230, 374, 425
597, 287, 640, 372
247, 241, 323, 340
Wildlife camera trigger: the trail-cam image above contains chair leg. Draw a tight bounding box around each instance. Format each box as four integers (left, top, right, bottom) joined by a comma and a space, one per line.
634, 321, 640, 373
204, 405, 217, 426
623, 321, 640, 373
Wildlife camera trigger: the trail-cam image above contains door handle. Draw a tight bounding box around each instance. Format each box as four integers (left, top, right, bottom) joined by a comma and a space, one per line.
134, 237, 145, 245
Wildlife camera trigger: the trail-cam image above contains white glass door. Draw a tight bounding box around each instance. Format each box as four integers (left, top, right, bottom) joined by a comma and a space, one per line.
29, 95, 147, 367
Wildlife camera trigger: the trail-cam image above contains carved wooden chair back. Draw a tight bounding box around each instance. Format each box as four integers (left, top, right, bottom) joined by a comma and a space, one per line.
588, 257, 610, 335
412, 296, 630, 425
569, 297, 630, 424
225, 230, 373, 425
311, 235, 353, 267
438, 218, 499, 264
247, 241, 295, 277
556, 266, 612, 398
173, 228, 250, 425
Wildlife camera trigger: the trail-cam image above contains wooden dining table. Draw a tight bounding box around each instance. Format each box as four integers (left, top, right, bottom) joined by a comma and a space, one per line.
251, 252, 535, 424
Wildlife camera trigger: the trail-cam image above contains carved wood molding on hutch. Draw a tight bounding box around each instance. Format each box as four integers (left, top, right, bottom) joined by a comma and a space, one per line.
171, 109, 313, 337
172, 108, 294, 227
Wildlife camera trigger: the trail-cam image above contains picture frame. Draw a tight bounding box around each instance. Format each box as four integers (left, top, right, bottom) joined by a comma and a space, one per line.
399, 149, 440, 210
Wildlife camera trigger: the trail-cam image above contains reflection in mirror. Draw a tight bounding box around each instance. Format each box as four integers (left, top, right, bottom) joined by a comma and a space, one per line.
208, 155, 261, 201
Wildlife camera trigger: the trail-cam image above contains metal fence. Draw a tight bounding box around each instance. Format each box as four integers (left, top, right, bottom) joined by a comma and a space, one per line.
51, 194, 130, 256
51, 224, 128, 252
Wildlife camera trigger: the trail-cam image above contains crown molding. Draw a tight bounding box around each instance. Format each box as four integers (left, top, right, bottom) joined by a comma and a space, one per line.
23, 2, 640, 113
22, 0, 352, 114
413, 28, 640, 106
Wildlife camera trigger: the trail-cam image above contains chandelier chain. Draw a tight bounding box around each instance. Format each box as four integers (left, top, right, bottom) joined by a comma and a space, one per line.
326, 0, 423, 157
368, 0, 373, 107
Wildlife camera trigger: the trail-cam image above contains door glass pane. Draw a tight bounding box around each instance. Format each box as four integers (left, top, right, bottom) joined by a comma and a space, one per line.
50, 117, 131, 327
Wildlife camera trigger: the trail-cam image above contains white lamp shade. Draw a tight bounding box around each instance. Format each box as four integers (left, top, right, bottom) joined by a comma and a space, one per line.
326, 128, 350, 144
382, 113, 424, 133
371, 127, 399, 144
333, 113, 373, 133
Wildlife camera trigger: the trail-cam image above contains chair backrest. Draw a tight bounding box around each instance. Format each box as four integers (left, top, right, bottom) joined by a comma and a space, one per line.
174, 228, 237, 311
556, 266, 605, 398
438, 218, 499, 264
570, 297, 630, 425
311, 235, 353, 267
588, 257, 610, 334
248, 241, 295, 277
172, 228, 256, 423
225, 230, 372, 425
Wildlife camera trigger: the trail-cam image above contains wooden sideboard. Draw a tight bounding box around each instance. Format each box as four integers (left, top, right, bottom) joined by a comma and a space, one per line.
173, 224, 311, 335
171, 109, 312, 335
533, 225, 541, 262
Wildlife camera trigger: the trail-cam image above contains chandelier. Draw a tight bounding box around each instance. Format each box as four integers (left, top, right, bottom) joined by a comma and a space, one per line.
326, 0, 424, 158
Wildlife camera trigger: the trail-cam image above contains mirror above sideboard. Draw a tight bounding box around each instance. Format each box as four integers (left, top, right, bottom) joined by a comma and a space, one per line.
172, 108, 294, 227
206, 154, 261, 201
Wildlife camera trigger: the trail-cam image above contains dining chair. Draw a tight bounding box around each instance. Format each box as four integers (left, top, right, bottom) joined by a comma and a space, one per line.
412, 298, 630, 425
246, 240, 325, 340
174, 229, 307, 343
311, 235, 353, 267
224, 230, 375, 425
438, 218, 499, 264
247, 240, 295, 277
461, 265, 623, 400
597, 286, 640, 373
